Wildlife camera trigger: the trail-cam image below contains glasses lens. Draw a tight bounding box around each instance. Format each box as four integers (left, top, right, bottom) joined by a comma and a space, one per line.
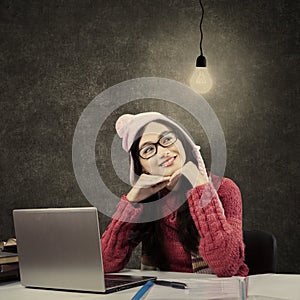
139, 132, 177, 159
139, 144, 156, 159
160, 132, 176, 147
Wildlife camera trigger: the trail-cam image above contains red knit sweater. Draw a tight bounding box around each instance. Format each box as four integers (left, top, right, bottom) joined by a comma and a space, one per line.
101, 178, 249, 277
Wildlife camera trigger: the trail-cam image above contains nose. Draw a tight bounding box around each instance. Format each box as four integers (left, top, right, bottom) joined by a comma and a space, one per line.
157, 144, 171, 157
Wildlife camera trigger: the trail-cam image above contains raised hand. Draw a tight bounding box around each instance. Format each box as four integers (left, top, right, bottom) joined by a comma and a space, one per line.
126, 174, 171, 203
168, 161, 208, 189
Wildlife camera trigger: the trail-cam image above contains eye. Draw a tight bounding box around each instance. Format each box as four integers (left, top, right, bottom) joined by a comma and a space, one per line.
141, 145, 156, 155
160, 133, 175, 145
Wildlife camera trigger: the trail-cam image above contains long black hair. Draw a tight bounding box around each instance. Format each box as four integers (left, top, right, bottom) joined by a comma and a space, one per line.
129, 120, 200, 270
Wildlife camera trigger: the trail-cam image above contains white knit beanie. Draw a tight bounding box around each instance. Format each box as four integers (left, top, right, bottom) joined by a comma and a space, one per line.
115, 112, 208, 185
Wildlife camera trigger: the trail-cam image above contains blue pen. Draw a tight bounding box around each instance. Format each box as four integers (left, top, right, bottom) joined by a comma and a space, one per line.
131, 280, 154, 300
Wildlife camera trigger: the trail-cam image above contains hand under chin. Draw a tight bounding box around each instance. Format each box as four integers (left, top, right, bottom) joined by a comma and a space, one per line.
166, 175, 181, 191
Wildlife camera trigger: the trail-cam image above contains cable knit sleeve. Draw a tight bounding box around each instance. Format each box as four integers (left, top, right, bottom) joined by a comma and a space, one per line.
187, 178, 249, 277
101, 195, 143, 273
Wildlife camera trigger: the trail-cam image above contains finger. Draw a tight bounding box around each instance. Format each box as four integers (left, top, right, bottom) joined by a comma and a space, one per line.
169, 171, 181, 183
151, 180, 170, 194
167, 175, 180, 189
135, 176, 171, 189
152, 178, 170, 187
148, 175, 171, 182
140, 175, 171, 187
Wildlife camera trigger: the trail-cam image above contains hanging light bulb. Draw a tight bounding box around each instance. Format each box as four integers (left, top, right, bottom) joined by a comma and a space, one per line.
190, 0, 213, 94
190, 55, 213, 94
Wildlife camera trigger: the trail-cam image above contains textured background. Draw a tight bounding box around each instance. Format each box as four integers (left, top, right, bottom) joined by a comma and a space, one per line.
0, 0, 299, 273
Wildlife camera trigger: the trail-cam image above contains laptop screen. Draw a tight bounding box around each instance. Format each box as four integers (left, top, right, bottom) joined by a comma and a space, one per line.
13, 207, 155, 293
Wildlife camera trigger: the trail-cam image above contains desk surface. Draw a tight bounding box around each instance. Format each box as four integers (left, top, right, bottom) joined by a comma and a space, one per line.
2, 269, 195, 300
1, 269, 299, 300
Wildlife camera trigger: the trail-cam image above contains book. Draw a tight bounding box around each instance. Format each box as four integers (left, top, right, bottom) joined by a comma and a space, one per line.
0, 238, 20, 281
246, 274, 300, 300
0, 238, 17, 253
0, 262, 19, 273
0, 251, 19, 264
146, 276, 247, 300
0, 262, 20, 282
145, 274, 300, 300
0, 237, 18, 264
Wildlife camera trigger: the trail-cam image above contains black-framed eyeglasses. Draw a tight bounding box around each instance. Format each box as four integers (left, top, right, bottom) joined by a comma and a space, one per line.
139, 131, 177, 159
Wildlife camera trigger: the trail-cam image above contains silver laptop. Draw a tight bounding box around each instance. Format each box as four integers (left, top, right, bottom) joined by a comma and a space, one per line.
13, 207, 156, 293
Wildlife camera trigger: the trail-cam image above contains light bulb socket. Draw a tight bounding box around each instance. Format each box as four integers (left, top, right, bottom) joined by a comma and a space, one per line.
196, 55, 207, 67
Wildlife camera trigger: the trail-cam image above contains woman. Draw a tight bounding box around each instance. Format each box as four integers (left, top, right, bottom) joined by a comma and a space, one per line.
101, 112, 248, 277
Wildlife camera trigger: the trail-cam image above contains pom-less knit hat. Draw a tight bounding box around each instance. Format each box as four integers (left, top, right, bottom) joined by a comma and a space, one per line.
115, 112, 208, 185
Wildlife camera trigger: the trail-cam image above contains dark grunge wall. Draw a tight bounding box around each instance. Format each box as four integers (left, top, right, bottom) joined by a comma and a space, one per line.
0, 0, 299, 273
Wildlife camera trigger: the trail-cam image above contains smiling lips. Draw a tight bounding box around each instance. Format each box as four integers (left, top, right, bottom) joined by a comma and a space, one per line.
160, 156, 176, 167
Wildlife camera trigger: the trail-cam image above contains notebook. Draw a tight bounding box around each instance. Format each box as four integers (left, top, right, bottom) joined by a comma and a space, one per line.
13, 207, 156, 293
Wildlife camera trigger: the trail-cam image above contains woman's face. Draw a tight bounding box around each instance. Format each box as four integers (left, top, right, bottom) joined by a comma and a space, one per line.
138, 122, 186, 176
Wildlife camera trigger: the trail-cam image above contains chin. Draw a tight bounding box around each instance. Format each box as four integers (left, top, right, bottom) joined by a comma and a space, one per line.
161, 166, 182, 177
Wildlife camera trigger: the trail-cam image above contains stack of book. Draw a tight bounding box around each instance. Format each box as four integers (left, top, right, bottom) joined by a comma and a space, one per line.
0, 238, 19, 282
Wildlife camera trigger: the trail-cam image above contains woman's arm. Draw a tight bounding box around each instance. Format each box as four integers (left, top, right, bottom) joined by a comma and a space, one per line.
187, 178, 249, 277
101, 196, 143, 273
102, 173, 171, 272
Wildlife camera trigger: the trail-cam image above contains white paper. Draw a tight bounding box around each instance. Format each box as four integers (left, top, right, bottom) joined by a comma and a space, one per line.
146, 277, 244, 300
247, 274, 300, 300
